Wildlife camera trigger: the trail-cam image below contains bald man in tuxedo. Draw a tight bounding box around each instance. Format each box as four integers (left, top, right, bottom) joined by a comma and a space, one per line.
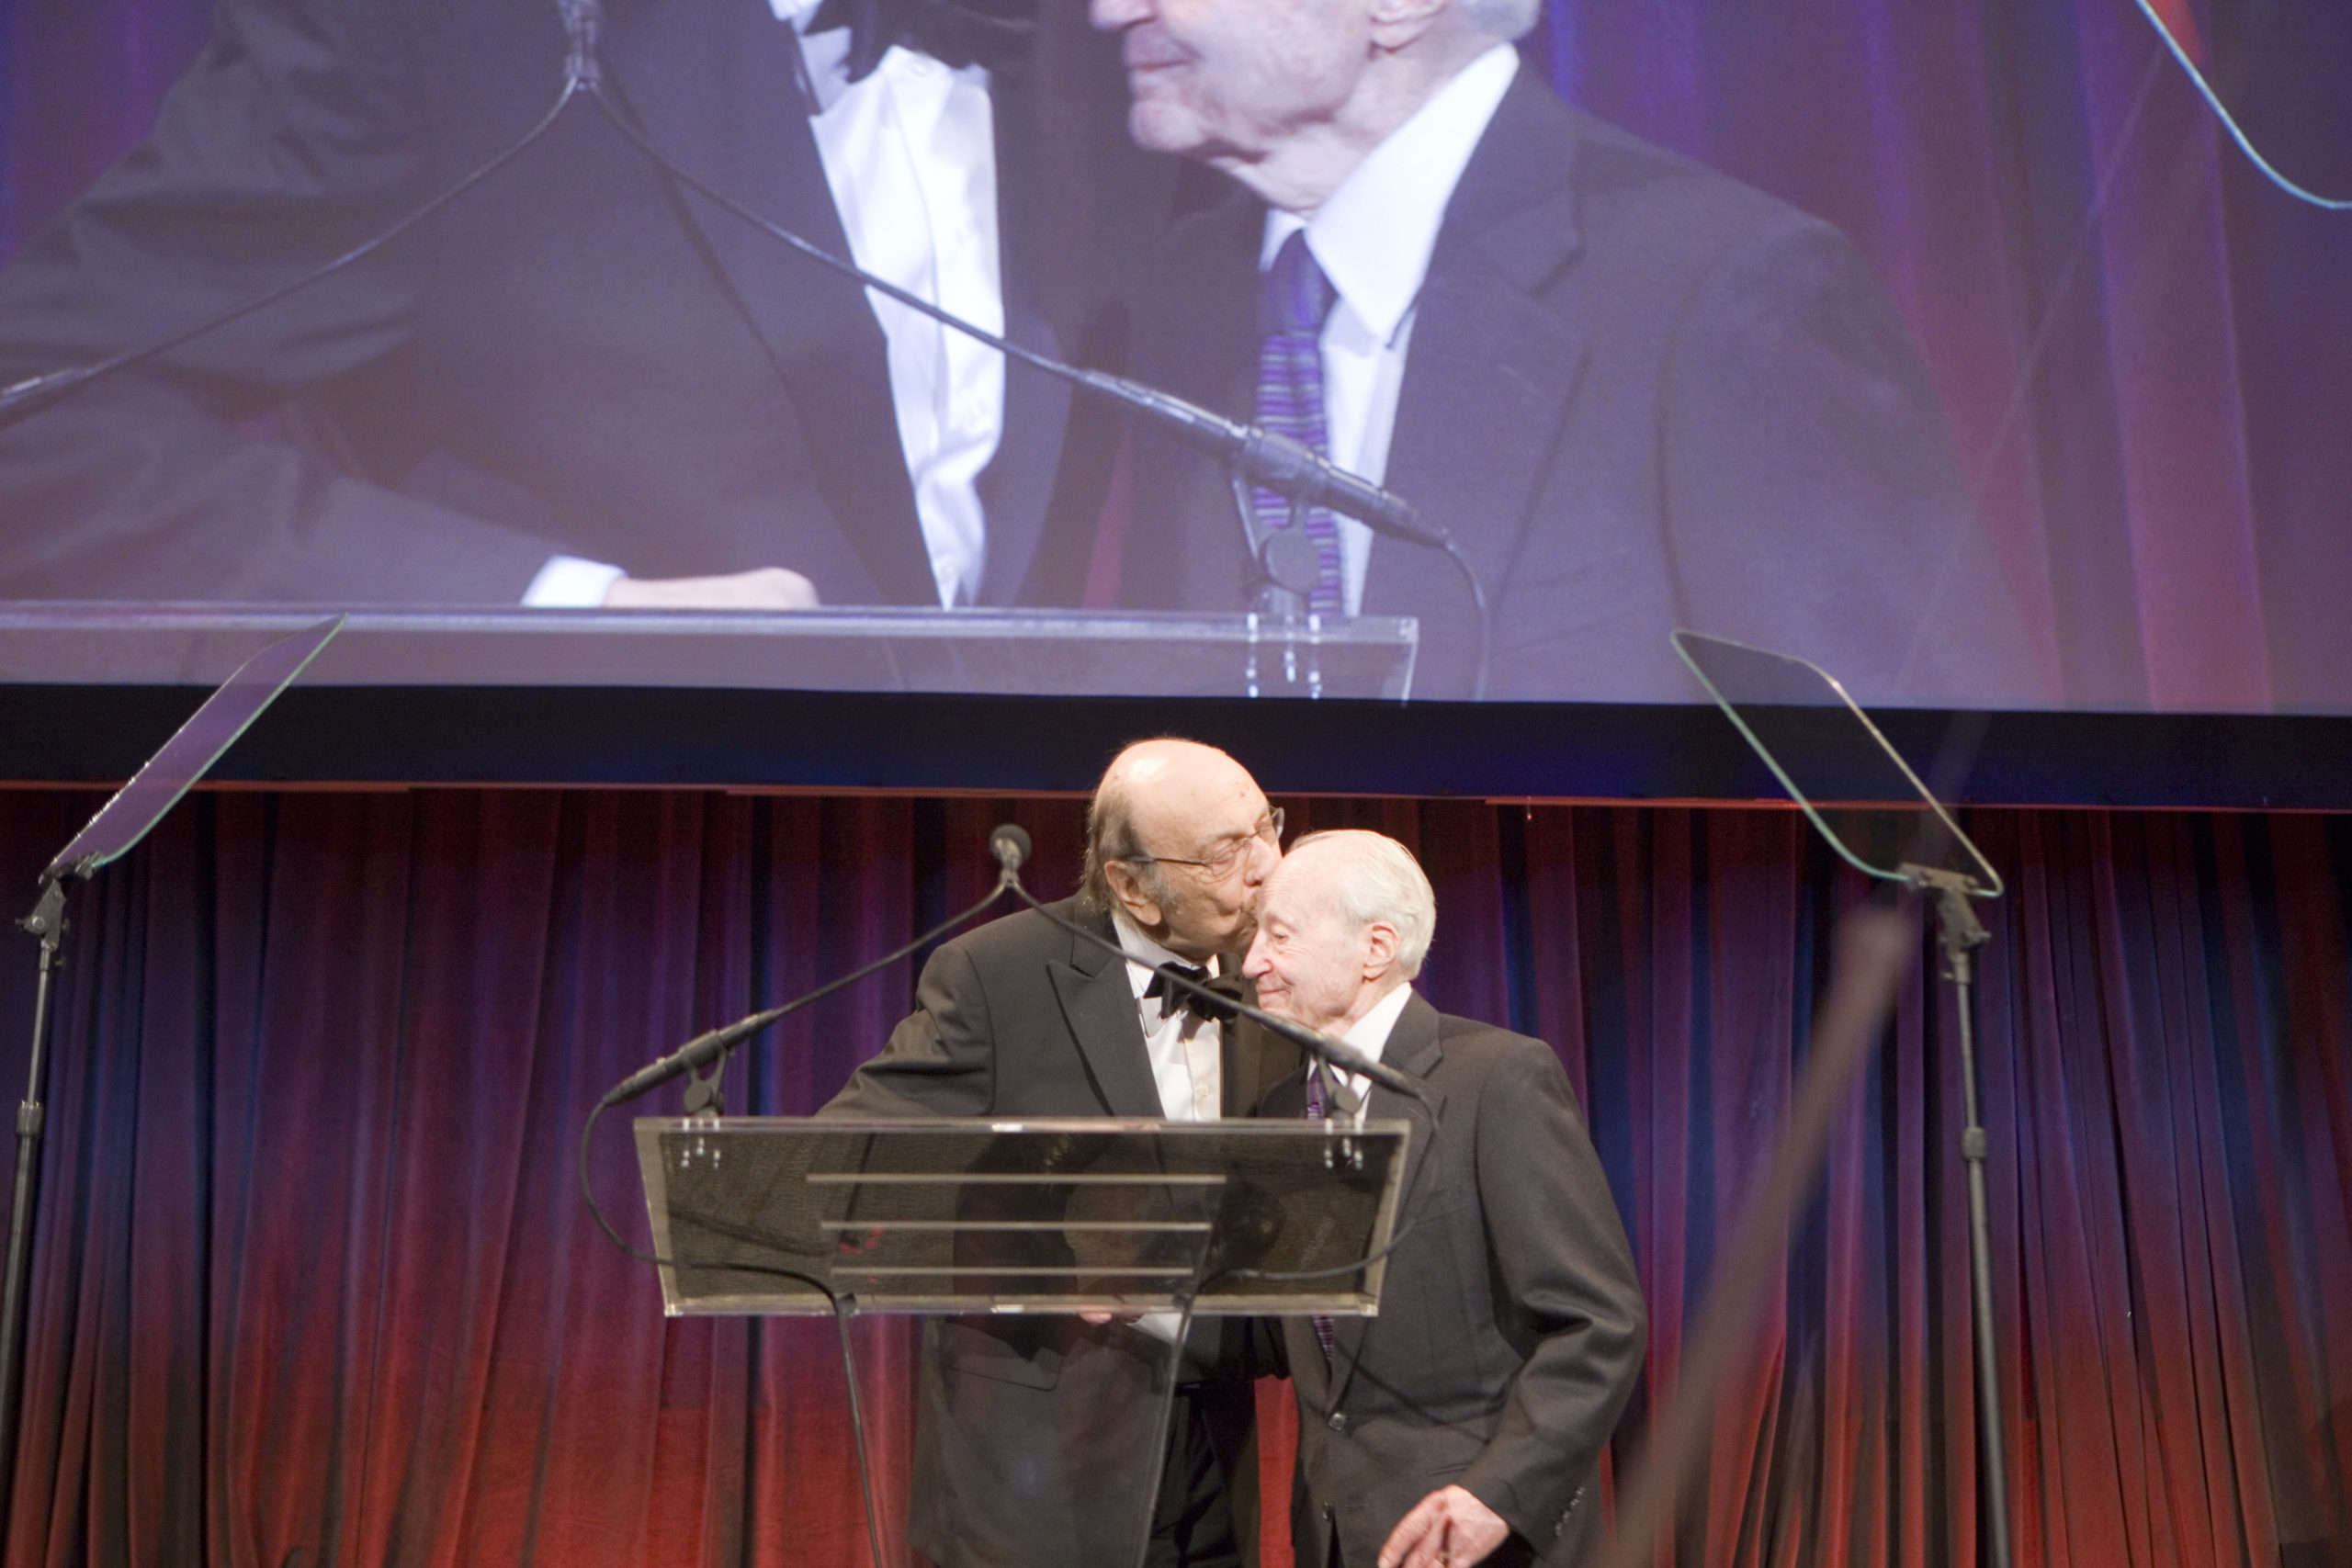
825, 739, 1302, 1568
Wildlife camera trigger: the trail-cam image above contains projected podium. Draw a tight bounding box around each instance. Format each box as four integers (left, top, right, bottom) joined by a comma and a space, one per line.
0, 604, 1420, 698
636, 1116, 1409, 1567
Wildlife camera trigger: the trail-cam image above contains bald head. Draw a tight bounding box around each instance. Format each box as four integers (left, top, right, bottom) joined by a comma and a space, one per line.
1083, 739, 1279, 960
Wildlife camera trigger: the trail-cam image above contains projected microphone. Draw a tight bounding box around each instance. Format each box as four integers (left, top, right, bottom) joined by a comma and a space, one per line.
986, 824, 1433, 1107
557, 0, 602, 89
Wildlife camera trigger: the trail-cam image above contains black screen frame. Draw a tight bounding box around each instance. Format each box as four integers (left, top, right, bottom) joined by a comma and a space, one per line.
3, 684, 2345, 809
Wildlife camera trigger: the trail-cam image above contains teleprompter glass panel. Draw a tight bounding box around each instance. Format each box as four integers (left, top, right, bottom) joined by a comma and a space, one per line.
1672, 630, 2002, 895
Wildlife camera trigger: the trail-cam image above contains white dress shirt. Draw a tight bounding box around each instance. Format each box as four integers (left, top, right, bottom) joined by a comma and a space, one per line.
526, 0, 1005, 608
1112, 909, 1225, 1123
1112, 908, 1226, 1346
1261, 44, 1519, 616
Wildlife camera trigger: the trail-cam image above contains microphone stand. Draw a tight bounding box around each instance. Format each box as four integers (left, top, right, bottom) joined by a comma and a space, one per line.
597, 877, 1017, 1112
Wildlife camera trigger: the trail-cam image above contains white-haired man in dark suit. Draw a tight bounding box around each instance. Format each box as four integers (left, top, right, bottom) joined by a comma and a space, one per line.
1245, 829, 1645, 1567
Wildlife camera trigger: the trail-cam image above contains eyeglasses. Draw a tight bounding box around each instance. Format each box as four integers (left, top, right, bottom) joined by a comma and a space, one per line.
1122, 808, 1284, 878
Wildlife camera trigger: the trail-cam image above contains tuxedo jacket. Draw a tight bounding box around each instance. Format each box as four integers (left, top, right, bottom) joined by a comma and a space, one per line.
1122, 68, 2046, 705
821, 897, 1300, 1568
1265, 995, 1645, 1568
0, 0, 1178, 605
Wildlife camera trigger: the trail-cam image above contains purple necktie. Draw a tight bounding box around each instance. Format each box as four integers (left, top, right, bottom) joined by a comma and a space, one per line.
1253, 231, 1344, 615
1302, 1066, 1338, 1363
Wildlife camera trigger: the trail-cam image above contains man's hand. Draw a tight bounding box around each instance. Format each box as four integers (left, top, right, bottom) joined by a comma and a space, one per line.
602, 567, 821, 608
1378, 1485, 1510, 1568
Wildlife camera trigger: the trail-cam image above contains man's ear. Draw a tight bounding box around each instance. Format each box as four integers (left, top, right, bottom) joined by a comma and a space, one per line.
1104, 862, 1166, 929
1362, 919, 1401, 980
1367, 0, 1449, 53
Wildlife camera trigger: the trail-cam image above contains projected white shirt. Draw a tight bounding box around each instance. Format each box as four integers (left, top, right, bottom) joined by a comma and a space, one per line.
527, 0, 1004, 609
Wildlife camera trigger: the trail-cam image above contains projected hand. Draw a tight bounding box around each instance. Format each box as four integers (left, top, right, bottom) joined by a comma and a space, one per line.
1378, 1485, 1510, 1568
603, 567, 821, 608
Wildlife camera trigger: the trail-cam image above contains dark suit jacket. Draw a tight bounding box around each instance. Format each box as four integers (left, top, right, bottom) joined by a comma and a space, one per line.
821, 897, 1300, 1568
1123, 67, 2047, 706
0, 0, 1175, 605
1265, 994, 1645, 1568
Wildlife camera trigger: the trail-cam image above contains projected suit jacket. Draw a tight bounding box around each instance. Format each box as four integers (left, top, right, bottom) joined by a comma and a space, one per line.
1120, 67, 2047, 705
820, 897, 1300, 1568
0, 0, 1174, 606
1261, 994, 1645, 1568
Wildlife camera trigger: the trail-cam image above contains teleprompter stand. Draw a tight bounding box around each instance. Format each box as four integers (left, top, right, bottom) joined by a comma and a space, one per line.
1672, 630, 2015, 1568
637, 1116, 1409, 1568
0, 615, 343, 1526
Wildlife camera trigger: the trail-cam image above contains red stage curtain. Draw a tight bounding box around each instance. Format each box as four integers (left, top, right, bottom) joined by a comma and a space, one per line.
1, 789, 2346, 1566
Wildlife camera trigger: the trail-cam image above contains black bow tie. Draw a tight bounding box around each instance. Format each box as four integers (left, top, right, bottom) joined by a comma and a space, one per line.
807, 0, 1038, 82
1142, 963, 1239, 1023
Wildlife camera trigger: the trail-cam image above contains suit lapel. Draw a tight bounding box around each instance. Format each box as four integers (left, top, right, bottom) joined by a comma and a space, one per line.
1368, 73, 1590, 694
605, 0, 933, 604
1328, 992, 1446, 1408
1046, 912, 1161, 1117
1142, 192, 1268, 611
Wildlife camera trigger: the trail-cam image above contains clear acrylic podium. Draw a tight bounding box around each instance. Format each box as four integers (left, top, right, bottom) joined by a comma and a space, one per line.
635, 1116, 1410, 1567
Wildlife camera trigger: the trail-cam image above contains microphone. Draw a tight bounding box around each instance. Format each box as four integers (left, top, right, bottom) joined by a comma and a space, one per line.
545, 66, 1452, 554
989, 825, 1435, 1107
989, 822, 1032, 874
600, 1014, 767, 1110
1066, 370, 1445, 550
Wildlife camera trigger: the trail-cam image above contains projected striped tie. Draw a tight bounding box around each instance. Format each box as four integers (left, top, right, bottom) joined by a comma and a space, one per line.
1253, 231, 1343, 615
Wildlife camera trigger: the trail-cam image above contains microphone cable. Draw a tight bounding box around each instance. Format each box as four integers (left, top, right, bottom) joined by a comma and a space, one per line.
2133, 0, 2352, 211
1204, 1216, 1420, 1288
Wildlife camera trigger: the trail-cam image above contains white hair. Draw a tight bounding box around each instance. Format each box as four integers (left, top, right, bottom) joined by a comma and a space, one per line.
1290, 829, 1437, 980
1459, 0, 1542, 42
